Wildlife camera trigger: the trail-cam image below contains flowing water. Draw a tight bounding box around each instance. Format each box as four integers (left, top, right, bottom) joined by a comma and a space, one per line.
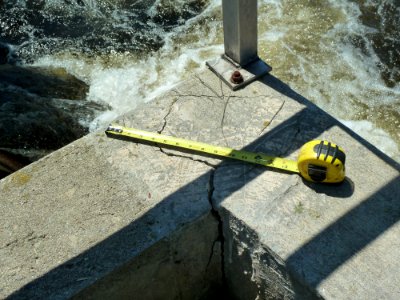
1, 0, 399, 167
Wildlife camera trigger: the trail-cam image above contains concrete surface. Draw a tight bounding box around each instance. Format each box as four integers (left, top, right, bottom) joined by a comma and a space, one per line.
0, 73, 219, 299
209, 76, 400, 299
1, 68, 399, 299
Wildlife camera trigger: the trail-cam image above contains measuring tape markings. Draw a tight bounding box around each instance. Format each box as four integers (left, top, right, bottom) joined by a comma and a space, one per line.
106, 124, 346, 183
106, 124, 300, 174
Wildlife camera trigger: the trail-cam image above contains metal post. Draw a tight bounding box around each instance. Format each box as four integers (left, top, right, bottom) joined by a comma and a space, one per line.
223, 0, 258, 65
206, 0, 271, 90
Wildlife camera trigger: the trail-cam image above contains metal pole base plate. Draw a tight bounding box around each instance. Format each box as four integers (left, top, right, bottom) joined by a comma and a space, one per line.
206, 55, 272, 91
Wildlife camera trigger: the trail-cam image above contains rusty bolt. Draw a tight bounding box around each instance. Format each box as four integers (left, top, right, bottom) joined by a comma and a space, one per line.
230, 71, 244, 84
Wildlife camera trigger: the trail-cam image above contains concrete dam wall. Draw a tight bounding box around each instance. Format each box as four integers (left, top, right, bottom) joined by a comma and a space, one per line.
1, 69, 399, 299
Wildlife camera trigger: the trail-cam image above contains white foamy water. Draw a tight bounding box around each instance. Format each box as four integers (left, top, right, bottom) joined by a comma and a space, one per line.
340, 120, 400, 161
31, 0, 399, 162
33, 0, 223, 130
257, 0, 400, 161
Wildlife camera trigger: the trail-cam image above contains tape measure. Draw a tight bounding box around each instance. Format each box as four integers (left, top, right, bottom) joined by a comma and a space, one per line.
106, 124, 346, 183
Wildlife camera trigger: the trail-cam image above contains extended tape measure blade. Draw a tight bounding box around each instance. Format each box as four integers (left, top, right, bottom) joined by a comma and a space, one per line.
106, 124, 300, 174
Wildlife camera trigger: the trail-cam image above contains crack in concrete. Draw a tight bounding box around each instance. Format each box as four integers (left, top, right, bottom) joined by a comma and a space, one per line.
259, 99, 286, 136
220, 94, 232, 147
2, 231, 47, 250
262, 176, 301, 218
158, 98, 178, 134
171, 93, 271, 100
155, 75, 232, 288
156, 145, 227, 288
157, 147, 217, 168
195, 74, 222, 99
280, 124, 301, 157
171, 90, 217, 102
219, 77, 226, 100
206, 169, 227, 288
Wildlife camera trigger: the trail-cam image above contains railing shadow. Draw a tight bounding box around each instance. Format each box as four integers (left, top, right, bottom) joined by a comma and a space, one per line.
286, 176, 400, 290
260, 73, 400, 170
259, 73, 400, 294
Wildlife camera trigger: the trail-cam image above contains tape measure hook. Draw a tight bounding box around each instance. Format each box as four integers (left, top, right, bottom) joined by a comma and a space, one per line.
107, 125, 123, 133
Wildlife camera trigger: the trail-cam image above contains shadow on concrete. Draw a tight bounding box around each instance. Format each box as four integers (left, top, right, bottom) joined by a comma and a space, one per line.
260, 73, 400, 291
7, 75, 400, 299
287, 175, 400, 289
8, 102, 333, 299
301, 176, 355, 198
261, 73, 400, 171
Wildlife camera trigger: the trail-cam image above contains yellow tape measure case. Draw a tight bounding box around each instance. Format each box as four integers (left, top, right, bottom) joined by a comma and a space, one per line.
297, 140, 346, 183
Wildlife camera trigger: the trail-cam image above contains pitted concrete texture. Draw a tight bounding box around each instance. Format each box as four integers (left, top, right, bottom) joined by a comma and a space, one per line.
1, 68, 399, 299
